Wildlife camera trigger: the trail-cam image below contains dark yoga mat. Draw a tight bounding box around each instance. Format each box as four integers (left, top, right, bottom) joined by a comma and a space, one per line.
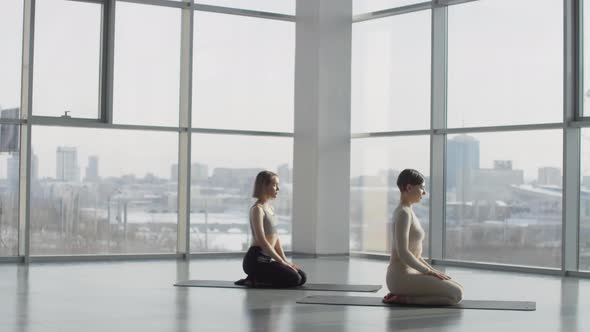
174, 280, 381, 292
296, 295, 536, 311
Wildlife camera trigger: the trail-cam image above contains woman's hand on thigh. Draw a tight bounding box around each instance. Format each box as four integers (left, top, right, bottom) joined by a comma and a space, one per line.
282, 261, 299, 273
426, 269, 451, 280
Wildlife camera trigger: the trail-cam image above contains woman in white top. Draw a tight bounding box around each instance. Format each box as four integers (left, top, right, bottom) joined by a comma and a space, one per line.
235, 170, 306, 288
383, 169, 463, 305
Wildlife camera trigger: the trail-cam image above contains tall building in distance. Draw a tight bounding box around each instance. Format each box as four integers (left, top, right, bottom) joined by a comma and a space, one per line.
32, 152, 38, 182
6, 151, 38, 185
170, 163, 209, 183
170, 164, 178, 182
493, 160, 512, 170
84, 155, 99, 182
538, 167, 562, 186
191, 163, 209, 183
277, 163, 293, 183
447, 134, 480, 190
0, 108, 19, 153
7, 154, 19, 185
56, 146, 80, 182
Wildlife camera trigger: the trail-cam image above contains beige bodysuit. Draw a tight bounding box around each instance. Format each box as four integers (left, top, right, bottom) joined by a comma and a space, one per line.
386, 205, 463, 305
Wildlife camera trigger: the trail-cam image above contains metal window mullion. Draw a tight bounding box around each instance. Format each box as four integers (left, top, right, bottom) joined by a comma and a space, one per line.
68, 0, 104, 4
0, 119, 26, 126
436, 0, 480, 7
563, 0, 582, 273
177, 1, 194, 259
190, 127, 293, 137
353, 2, 433, 23
429, 5, 447, 260
193, 4, 295, 22
30, 117, 180, 132
118, 0, 189, 9
442, 122, 565, 134
571, 119, 590, 127
100, 0, 115, 123
352, 129, 433, 138
18, 0, 36, 262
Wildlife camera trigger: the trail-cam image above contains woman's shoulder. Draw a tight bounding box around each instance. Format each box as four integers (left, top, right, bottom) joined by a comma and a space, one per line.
393, 205, 412, 215
392, 205, 412, 221
250, 204, 265, 215
250, 204, 264, 215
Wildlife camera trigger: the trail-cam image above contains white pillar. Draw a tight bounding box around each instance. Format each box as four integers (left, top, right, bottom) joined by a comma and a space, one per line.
292, 0, 352, 255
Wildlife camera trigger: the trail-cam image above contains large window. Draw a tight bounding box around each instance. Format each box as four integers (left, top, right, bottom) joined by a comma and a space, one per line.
195, 0, 294, 15
113, 3, 181, 126
353, 0, 428, 15
33, 0, 101, 119
30, 127, 178, 255
0, 126, 21, 256
192, 12, 294, 132
350, 136, 430, 255
447, 0, 562, 128
0, 0, 23, 117
585, 0, 590, 117
581, 130, 590, 271
351, 10, 431, 133
445, 130, 563, 268
190, 134, 293, 252
0, 1, 23, 257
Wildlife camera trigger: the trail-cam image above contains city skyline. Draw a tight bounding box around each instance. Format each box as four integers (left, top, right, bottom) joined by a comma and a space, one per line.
0, 130, 583, 184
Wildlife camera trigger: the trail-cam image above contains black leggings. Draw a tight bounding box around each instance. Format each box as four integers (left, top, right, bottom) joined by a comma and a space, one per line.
242, 246, 307, 288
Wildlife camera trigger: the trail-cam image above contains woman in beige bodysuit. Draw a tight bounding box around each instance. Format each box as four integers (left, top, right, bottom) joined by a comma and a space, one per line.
383, 169, 463, 305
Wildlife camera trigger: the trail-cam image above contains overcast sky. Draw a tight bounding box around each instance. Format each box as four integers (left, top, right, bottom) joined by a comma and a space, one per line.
0, 0, 589, 181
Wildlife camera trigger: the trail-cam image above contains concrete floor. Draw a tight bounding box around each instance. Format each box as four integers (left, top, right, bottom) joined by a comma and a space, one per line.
0, 256, 587, 332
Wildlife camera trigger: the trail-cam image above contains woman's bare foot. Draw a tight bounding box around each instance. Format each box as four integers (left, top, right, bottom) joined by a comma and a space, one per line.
382, 293, 406, 304
234, 276, 255, 287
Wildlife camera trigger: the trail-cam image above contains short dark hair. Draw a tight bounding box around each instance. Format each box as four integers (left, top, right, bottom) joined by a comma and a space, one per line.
396, 169, 425, 192
252, 170, 278, 199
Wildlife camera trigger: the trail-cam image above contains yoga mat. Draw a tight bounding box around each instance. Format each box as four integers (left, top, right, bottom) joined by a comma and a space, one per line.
296, 295, 536, 311
174, 280, 381, 292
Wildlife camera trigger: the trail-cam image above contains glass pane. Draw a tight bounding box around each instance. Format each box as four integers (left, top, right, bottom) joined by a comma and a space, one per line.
447, 0, 562, 128
0, 1, 23, 116
33, 0, 101, 119
352, 10, 431, 133
193, 12, 294, 132
354, 0, 429, 15
445, 130, 562, 268
195, 0, 294, 15
350, 136, 430, 255
585, 0, 590, 116
30, 126, 178, 255
0, 125, 21, 256
113, 3, 181, 126
190, 134, 293, 252
581, 129, 590, 270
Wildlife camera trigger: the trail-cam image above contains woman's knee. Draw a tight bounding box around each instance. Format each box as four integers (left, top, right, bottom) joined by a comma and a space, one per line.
285, 270, 302, 287
297, 269, 307, 285
270, 265, 303, 287
447, 283, 463, 304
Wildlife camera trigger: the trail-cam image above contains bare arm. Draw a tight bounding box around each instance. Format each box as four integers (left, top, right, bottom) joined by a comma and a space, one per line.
394, 208, 431, 274
419, 256, 434, 270
251, 206, 286, 264
274, 237, 288, 262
